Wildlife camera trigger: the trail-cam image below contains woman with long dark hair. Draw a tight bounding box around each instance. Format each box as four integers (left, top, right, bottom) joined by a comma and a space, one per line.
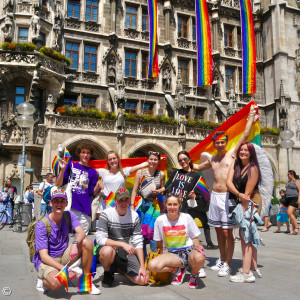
226, 142, 263, 283
285, 170, 300, 235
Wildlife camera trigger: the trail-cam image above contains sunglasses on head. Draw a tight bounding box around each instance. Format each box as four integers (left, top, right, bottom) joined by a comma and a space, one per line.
149, 151, 160, 156
178, 157, 189, 163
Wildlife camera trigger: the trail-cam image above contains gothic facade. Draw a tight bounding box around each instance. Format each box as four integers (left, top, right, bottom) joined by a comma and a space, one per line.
0, 0, 299, 191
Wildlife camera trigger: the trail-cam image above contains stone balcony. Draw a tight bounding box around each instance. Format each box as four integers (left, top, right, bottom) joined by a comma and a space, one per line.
0, 50, 66, 77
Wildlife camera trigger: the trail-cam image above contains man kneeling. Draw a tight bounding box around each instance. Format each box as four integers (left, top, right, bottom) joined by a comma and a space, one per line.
96, 188, 149, 287
33, 188, 100, 295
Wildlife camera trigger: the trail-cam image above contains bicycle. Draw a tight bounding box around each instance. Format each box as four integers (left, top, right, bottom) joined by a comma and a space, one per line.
0, 202, 31, 231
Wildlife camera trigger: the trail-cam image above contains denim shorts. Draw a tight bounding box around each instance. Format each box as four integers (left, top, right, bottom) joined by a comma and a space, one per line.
170, 246, 194, 268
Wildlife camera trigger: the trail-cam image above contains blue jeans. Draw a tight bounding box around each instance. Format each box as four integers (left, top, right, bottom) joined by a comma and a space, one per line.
40, 203, 52, 216
140, 199, 157, 259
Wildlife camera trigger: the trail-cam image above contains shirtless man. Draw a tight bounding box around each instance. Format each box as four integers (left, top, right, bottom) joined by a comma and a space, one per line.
194, 105, 257, 277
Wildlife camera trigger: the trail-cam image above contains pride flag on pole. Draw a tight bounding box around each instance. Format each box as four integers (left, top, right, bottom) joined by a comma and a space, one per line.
55, 264, 69, 291
195, 0, 213, 86
194, 176, 210, 202
52, 155, 61, 173
148, 0, 159, 78
64, 148, 72, 164
78, 273, 94, 293
239, 0, 256, 94
189, 101, 261, 164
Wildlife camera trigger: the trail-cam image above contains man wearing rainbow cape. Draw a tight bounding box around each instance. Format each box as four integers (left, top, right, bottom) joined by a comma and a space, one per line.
193, 105, 257, 277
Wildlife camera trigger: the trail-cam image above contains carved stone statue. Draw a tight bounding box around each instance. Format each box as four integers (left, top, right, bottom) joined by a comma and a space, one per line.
11, 126, 21, 143
36, 125, 45, 145
163, 66, 171, 91
116, 62, 124, 84
1, 129, 8, 143
179, 114, 187, 135
2, 14, 13, 42
46, 94, 56, 114
116, 99, 125, 130
227, 79, 238, 117
53, 8, 63, 51
107, 58, 116, 84
31, 11, 41, 42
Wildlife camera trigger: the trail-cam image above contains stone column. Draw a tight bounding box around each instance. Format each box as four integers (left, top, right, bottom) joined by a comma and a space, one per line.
211, 2, 220, 51
254, 14, 263, 61
111, 0, 116, 33
163, 0, 172, 43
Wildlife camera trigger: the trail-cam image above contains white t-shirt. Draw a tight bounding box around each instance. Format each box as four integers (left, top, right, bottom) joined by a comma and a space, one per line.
38, 181, 53, 204
153, 213, 200, 252
97, 167, 131, 213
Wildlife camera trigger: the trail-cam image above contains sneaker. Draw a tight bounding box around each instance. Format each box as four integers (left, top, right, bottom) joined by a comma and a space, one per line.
253, 268, 262, 278
230, 270, 255, 283
102, 271, 114, 287
211, 258, 224, 271
36, 278, 48, 293
171, 268, 186, 285
218, 263, 231, 277
206, 242, 218, 250
188, 275, 198, 289
198, 268, 206, 278
90, 283, 101, 295
69, 266, 83, 276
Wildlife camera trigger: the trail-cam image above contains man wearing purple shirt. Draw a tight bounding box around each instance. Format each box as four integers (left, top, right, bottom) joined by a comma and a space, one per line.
33, 188, 100, 295
56, 142, 102, 234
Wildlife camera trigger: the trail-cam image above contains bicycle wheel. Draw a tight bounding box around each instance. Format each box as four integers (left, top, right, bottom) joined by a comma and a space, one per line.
20, 212, 31, 230
0, 212, 8, 230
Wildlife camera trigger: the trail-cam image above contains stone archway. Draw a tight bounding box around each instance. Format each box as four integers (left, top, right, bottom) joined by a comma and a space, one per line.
126, 140, 177, 168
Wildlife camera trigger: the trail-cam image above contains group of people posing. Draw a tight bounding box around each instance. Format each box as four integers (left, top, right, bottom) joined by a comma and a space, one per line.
31, 105, 299, 295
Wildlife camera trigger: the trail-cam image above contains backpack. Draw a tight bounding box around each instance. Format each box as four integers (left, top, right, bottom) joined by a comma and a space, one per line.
26, 212, 71, 262
42, 186, 52, 205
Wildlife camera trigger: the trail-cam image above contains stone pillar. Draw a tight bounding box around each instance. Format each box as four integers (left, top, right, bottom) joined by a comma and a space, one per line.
163, 0, 172, 43
111, 0, 116, 33
253, 13, 263, 61
211, 2, 220, 51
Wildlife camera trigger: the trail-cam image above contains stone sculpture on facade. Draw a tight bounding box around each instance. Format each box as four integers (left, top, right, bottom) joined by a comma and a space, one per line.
227, 79, 238, 117
11, 126, 21, 143
279, 80, 288, 131
115, 63, 126, 131
163, 66, 171, 91
31, 9, 41, 42
45, 94, 56, 114
107, 58, 116, 84
2, 14, 13, 42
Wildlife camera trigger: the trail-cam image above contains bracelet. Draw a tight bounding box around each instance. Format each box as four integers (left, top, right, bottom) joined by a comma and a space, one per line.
237, 192, 240, 198
72, 241, 79, 245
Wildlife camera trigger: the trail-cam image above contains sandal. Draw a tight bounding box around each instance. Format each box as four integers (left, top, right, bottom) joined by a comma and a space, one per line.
288, 228, 299, 235
261, 228, 268, 232
273, 230, 281, 233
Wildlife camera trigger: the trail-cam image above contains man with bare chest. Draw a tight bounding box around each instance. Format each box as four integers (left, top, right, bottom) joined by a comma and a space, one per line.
194, 105, 256, 277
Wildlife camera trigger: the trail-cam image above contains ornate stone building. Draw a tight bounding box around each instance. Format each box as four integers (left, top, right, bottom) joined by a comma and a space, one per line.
0, 0, 299, 192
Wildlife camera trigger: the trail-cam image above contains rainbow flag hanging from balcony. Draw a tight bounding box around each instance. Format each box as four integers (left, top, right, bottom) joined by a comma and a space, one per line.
189, 101, 261, 164
240, 0, 256, 94
195, 0, 213, 86
148, 0, 159, 78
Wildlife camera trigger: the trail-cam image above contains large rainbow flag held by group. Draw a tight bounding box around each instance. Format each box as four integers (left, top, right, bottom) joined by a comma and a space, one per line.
189, 100, 261, 164
195, 0, 213, 86
88, 155, 168, 193
240, 0, 256, 94
147, 0, 159, 78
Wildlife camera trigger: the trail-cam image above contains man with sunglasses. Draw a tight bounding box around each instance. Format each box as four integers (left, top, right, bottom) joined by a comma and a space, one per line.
193, 105, 257, 277
33, 188, 101, 295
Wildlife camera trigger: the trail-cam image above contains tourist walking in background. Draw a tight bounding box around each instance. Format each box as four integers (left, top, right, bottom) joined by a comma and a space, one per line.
37, 173, 54, 216
273, 189, 290, 233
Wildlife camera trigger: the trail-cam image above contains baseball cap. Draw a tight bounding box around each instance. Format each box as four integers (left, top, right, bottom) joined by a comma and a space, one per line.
115, 188, 130, 201
51, 187, 67, 200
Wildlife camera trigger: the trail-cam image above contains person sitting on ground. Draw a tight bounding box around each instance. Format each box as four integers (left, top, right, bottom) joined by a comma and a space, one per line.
274, 189, 290, 233
95, 188, 149, 287
33, 188, 101, 295
148, 194, 206, 289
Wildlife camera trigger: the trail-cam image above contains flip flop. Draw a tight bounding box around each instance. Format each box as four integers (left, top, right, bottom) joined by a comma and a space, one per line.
288, 229, 299, 235
273, 230, 281, 233
261, 229, 268, 232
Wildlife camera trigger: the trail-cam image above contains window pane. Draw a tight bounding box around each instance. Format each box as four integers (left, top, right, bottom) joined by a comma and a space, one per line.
64, 96, 77, 106
16, 87, 25, 94
82, 96, 96, 108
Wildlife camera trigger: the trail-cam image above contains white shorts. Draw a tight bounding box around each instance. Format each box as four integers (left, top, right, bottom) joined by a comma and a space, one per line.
71, 208, 91, 235
208, 191, 234, 229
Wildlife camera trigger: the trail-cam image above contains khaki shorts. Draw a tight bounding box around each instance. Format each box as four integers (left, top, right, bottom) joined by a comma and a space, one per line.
38, 245, 78, 279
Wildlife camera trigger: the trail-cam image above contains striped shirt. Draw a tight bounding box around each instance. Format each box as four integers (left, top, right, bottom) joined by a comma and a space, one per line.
96, 207, 143, 249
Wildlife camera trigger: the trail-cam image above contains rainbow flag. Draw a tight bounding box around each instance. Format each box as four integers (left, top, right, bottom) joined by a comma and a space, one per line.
104, 191, 116, 207
87, 155, 168, 194
133, 196, 142, 211
140, 176, 148, 189
195, 176, 210, 202
55, 266, 68, 291
195, 0, 213, 86
64, 148, 72, 164
240, 0, 256, 94
78, 273, 93, 293
52, 155, 60, 173
147, 0, 159, 78
189, 101, 261, 164
141, 199, 160, 239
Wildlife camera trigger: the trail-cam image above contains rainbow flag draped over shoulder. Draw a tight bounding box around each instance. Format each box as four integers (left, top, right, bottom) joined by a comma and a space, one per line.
148, 0, 159, 78
88, 155, 168, 194
78, 273, 93, 293
189, 101, 261, 164
55, 266, 68, 291
195, 0, 213, 86
141, 199, 160, 239
240, 0, 256, 94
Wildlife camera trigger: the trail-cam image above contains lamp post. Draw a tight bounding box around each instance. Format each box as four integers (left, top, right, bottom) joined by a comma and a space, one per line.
14, 102, 35, 232
280, 129, 295, 171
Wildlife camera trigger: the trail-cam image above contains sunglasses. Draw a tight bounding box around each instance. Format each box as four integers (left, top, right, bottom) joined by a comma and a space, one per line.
148, 151, 160, 156
178, 157, 189, 163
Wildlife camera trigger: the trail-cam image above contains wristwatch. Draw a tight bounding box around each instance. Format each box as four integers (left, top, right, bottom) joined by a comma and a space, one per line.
72, 241, 79, 245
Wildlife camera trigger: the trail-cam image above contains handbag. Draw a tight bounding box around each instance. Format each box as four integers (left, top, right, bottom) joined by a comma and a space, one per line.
145, 248, 171, 285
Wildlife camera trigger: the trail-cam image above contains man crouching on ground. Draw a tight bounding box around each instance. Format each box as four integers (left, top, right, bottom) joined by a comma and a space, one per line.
33, 188, 101, 295
96, 188, 149, 287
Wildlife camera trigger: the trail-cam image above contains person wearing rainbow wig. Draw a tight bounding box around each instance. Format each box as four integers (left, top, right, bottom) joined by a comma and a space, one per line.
193, 105, 257, 278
